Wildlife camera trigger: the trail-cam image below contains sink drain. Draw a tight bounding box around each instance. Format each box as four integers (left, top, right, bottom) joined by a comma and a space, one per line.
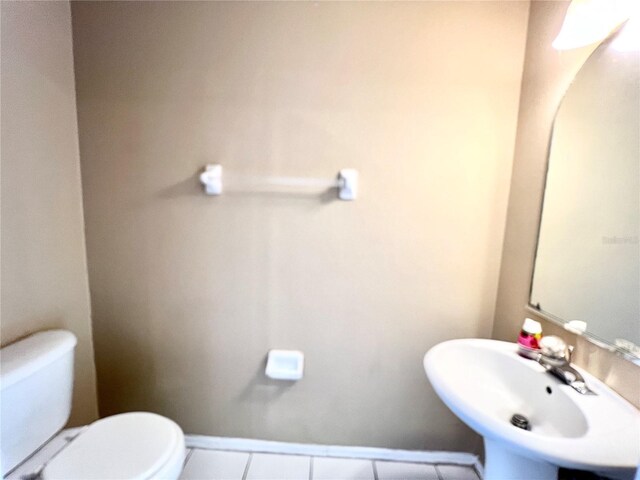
510, 413, 530, 430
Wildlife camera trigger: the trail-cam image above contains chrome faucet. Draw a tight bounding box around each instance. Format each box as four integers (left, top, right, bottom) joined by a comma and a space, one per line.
537, 336, 597, 395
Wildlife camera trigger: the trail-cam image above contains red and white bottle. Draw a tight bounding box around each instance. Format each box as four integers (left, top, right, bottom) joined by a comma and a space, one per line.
517, 318, 542, 359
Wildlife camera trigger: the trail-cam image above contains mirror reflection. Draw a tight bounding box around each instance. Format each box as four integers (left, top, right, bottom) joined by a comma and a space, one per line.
531, 23, 640, 357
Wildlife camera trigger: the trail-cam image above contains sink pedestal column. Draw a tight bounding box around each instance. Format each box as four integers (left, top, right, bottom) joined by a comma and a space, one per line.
484, 438, 558, 480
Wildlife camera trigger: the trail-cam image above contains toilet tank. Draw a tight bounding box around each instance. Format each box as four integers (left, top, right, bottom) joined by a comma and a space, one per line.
0, 330, 76, 475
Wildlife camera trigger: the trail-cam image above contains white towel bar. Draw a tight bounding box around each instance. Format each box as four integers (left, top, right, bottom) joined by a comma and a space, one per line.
199, 164, 358, 200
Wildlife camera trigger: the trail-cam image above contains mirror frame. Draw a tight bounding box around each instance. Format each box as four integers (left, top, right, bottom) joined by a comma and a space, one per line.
527, 23, 640, 364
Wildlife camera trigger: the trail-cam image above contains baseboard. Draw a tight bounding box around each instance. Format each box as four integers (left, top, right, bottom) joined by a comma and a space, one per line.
185, 434, 480, 466
61, 427, 480, 468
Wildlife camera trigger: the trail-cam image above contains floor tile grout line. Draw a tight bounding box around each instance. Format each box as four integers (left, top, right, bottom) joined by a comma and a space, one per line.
241, 452, 253, 480
472, 464, 482, 480
182, 448, 194, 469
470, 464, 481, 480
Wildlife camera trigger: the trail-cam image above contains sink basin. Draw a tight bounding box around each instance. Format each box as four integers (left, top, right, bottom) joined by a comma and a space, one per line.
424, 339, 640, 480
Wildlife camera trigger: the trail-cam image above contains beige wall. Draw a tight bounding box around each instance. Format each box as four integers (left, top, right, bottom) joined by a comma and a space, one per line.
1, 1, 98, 425
72, 1, 529, 451
492, 0, 640, 409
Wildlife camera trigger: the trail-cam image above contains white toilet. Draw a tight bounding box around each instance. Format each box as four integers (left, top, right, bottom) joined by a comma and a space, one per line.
0, 330, 186, 479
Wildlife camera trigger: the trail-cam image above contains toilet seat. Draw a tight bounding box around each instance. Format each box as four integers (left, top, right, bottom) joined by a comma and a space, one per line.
42, 412, 185, 480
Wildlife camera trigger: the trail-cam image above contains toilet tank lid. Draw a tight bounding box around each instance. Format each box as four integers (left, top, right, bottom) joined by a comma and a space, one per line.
1, 330, 77, 389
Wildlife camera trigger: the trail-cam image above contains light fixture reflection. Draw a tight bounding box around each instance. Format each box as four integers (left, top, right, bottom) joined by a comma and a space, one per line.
611, 16, 640, 52
552, 0, 635, 50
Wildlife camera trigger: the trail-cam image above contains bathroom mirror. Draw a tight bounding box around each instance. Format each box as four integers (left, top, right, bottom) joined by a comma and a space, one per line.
530, 23, 640, 360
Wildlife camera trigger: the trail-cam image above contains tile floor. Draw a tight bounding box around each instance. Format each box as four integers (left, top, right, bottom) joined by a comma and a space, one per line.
179, 448, 481, 480
6, 430, 481, 480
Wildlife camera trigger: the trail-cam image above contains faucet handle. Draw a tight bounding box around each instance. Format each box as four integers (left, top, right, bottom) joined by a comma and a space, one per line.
539, 336, 569, 363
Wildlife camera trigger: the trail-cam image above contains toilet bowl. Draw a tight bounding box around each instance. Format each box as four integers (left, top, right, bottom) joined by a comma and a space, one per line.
42, 412, 185, 480
0, 330, 185, 479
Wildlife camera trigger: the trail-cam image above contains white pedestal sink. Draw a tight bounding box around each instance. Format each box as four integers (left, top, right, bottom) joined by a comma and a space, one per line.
424, 339, 640, 480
